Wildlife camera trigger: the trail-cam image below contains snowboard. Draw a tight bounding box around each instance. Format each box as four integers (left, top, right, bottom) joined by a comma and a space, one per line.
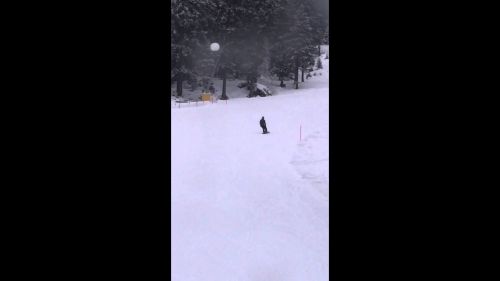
262, 132, 270, 134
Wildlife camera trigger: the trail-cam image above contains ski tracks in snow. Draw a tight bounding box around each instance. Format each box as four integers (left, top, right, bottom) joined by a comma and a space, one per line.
290, 129, 329, 199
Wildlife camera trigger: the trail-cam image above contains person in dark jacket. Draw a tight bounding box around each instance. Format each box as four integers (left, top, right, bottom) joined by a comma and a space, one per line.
208, 83, 215, 94
260, 116, 268, 134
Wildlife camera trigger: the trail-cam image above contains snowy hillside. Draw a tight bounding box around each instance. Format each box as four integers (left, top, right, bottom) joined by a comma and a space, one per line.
172, 46, 329, 281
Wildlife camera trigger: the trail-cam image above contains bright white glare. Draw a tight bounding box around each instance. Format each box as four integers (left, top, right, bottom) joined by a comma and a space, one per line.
210, 42, 220, 51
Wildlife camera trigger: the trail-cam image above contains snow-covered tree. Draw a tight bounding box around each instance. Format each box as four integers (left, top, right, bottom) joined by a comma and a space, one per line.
203, 0, 285, 99
171, 0, 218, 96
269, 0, 320, 89
171, 1, 197, 96
270, 43, 294, 87
171, 0, 326, 95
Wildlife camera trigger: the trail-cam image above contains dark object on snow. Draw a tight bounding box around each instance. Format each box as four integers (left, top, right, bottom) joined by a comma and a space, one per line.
257, 88, 267, 97
248, 89, 266, 97
316, 57, 323, 69
306, 73, 312, 79
260, 117, 268, 134
247, 84, 271, 98
208, 84, 215, 94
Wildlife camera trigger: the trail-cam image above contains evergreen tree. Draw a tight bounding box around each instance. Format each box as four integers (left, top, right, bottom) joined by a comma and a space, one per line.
270, 41, 294, 87
323, 25, 329, 44
171, 0, 217, 96
206, 0, 284, 98
171, 0, 199, 96
274, 0, 319, 89
171, 0, 327, 96
307, 4, 327, 56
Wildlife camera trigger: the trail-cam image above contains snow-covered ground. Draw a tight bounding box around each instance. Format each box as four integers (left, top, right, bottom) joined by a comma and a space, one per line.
172, 46, 329, 281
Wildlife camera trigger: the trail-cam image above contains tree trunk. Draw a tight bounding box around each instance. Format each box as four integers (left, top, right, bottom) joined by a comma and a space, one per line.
318, 45, 321, 56
220, 68, 228, 100
280, 79, 285, 87
301, 68, 304, 82
176, 74, 183, 97
294, 57, 299, 89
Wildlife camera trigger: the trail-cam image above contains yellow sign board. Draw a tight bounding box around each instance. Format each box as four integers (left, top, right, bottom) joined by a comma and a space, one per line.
201, 94, 212, 102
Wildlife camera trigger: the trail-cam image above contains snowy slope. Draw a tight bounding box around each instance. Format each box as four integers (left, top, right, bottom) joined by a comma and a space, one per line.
172, 46, 329, 281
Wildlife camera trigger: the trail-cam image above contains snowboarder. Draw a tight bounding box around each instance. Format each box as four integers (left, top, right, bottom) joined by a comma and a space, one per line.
260, 116, 268, 134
